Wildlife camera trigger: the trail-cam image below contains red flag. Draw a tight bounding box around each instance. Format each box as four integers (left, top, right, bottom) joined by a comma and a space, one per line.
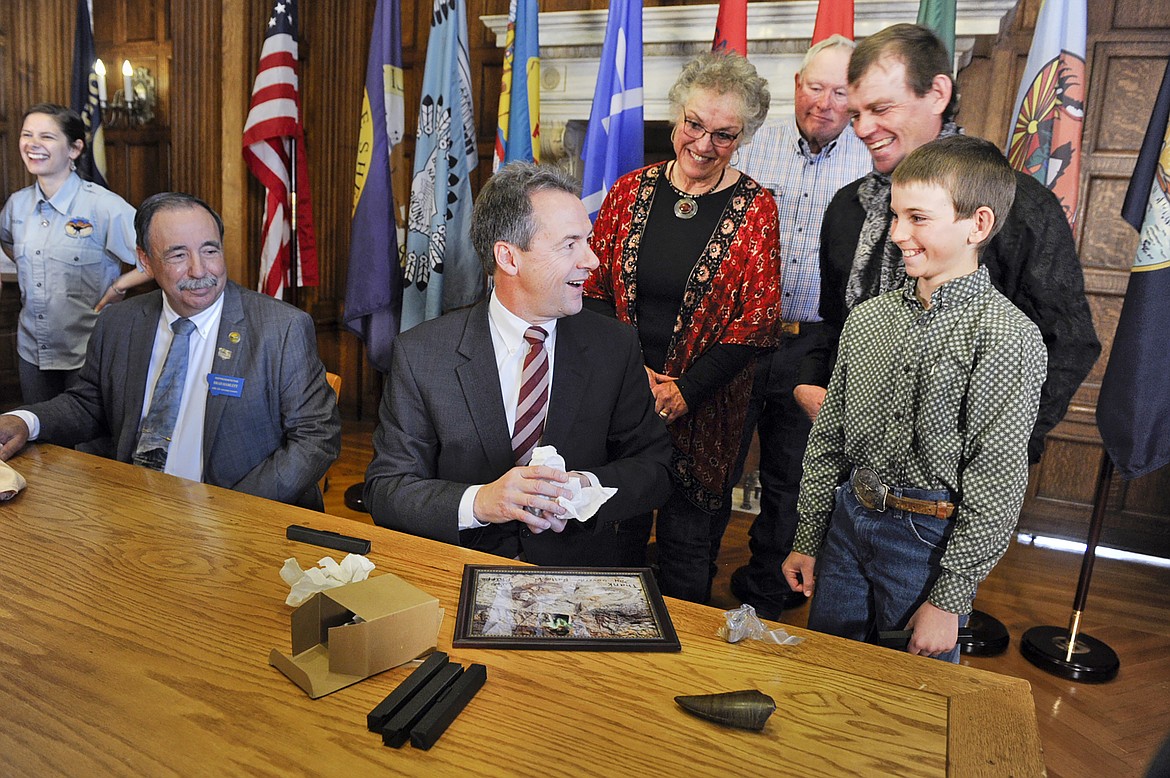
812, 0, 854, 43
712, 0, 747, 56
242, 0, 319, 298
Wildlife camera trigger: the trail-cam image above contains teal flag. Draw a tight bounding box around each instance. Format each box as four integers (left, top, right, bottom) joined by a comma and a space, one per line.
401, 0, 483, 332
917, 0, 955, 65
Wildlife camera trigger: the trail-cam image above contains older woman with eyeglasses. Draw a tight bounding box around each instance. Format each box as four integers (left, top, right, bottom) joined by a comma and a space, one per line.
584, 52, 781, 604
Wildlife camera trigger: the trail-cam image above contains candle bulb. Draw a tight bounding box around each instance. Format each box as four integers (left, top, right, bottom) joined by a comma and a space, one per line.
122, 60, 133, 105
94, 59, 108, 103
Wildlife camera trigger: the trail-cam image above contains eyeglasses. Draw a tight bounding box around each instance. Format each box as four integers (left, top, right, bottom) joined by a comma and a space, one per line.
680, 117, 741, 148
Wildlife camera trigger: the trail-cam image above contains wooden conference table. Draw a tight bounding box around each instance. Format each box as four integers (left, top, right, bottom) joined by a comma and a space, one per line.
0, 445, 1043, 776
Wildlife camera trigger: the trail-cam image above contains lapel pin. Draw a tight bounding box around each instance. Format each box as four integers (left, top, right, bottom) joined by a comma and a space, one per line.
228, 331, 241, 344
217, 347, 232, 360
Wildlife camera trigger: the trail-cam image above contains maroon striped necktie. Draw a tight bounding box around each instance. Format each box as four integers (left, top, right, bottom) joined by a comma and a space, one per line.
512, 326, 550, 464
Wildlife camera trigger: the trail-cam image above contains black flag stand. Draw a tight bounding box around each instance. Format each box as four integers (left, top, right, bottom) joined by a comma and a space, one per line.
960, 608, 1010, 656
1020, 454, 1121, 682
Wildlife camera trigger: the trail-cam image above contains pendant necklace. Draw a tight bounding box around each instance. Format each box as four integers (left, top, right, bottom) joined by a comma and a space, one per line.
666, 162, 725, 220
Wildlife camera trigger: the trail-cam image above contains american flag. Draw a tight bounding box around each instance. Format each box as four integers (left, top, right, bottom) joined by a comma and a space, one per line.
242, 0, 318, 297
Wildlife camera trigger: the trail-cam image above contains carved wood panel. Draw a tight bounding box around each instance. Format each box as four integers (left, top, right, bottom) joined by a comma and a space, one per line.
0, 6, 11, 196
1016, 7, 1170, 554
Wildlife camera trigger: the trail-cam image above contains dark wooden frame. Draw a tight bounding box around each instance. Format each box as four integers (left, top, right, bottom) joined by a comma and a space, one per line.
452, 565, 681, 652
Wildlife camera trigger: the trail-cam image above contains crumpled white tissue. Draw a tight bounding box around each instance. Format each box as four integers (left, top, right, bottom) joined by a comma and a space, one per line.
0, 458, 27, 501
280, 554, 375, 606
719, 603, 805, 646
529, 445, 617, 522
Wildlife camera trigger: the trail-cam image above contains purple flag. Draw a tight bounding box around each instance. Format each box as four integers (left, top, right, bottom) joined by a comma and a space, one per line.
343, 0, 406, 372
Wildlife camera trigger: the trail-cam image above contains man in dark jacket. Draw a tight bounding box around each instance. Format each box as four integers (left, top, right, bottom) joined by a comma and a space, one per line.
797, 24, 1099, 464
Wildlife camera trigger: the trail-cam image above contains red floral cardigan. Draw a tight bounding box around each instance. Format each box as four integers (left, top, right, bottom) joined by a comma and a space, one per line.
585, 162, 782, 510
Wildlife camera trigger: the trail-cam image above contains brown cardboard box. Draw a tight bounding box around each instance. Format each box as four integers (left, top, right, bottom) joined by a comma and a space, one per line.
270, 573, 444, 698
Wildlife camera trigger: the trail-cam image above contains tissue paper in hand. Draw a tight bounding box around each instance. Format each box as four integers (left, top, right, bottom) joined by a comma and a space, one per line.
529, 445, 617, 521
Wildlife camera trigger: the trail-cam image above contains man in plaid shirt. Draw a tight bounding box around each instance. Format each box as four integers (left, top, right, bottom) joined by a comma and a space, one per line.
731, 35, 872, 619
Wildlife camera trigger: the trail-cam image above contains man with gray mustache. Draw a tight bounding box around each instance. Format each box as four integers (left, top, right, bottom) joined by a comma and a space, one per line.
0, 192, 340, 509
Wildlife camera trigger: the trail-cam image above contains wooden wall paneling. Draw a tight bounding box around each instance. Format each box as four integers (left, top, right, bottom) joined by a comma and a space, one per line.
90, 1, 167, 207
85, 1, 170, 210
102, 126, 171, 205
220, 0, 249, 300
951, 39, 996, 143
95, 0, 173, 145
121, 0, 166, 43
469, 0, 507, 190
301, 0, 375, 313
298, 0, 377, 416
1080, 175, 1143, 274
1089, 50, 1170, 155
0, 5, 11, 198
171, 0, 222, 234
4, 0, 73, 201
1014, 0, 1170, 554
1032, 439, 1105, 507
0, 283, 18, 408
1109, 0, 1170, 31
0, 3, 15, 403
8, 1, 73, 110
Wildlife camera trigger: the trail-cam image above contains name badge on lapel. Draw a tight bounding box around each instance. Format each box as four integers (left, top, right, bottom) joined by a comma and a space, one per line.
207, 373, 244, 397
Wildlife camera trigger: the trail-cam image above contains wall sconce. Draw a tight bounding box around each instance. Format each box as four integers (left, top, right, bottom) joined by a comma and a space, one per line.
101, 59, 157, 127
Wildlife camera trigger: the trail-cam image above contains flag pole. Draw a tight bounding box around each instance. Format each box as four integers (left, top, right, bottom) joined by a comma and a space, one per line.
288, 136, 299, 306
1019, 453, 1121, 682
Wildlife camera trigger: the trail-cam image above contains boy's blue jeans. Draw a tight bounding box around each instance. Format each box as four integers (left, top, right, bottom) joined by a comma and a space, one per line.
806, 478, 969, 664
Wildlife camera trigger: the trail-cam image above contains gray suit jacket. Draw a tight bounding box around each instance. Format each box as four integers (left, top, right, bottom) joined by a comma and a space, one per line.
364, 301, 673, 565
29, 281, 340, 508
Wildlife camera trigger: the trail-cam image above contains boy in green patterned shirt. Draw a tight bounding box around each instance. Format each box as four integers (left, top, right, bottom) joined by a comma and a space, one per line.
781, 136, 1047, 662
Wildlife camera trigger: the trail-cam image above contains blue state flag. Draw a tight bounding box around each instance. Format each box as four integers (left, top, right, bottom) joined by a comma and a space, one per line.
70, 0, 108, 188
493, 0, 540, 170
401, 0, 483, 332
1096, 56, 1170, 480
343, 0, 405, 372
581, 0, 643, 221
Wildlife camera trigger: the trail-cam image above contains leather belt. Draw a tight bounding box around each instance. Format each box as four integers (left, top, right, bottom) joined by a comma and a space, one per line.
851, 467, 955, 520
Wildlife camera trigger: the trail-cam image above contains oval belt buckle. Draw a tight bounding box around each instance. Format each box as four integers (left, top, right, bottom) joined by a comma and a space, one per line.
853, 467, 888, 512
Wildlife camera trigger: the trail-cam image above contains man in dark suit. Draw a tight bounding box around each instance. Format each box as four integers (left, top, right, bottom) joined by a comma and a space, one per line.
364, 162, 672, 566
0, 192, 340, 509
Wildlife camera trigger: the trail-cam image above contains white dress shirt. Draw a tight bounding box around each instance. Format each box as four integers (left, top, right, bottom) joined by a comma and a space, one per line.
457, 292, 559, 529
141, 293, 224, 481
